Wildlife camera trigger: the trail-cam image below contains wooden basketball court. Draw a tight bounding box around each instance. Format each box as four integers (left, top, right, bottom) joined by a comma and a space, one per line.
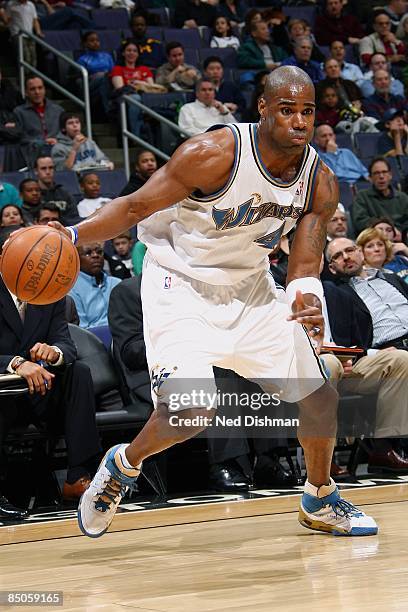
0, 482, 407, 611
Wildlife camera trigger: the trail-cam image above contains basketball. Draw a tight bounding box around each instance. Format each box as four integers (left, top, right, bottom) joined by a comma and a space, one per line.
0, 226, 80, 305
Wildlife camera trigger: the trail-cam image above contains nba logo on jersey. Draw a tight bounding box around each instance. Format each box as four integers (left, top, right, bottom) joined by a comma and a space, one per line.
164, 276, 171, 289
295, 181, 304, 197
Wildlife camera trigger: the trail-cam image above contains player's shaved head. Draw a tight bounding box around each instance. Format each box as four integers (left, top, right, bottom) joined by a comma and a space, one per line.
263, 66, 314, 101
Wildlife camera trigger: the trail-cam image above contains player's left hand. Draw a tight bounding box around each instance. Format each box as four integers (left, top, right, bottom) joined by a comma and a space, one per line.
30, 343, 60, 364
287, 290, 324, 353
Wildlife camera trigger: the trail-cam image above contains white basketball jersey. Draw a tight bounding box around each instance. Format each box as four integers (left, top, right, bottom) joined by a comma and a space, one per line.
138, 123, 320, 285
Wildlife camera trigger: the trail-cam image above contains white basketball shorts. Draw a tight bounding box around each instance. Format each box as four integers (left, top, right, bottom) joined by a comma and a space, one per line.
141, 253, 326, 410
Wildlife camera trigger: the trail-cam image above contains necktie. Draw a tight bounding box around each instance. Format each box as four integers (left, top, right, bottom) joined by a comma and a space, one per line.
16, 298, 26, 322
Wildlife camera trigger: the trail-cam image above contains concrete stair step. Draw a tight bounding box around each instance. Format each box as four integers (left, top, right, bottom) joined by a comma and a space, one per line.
93, 123, 118, 136
103, 148, 124, 166
94, 135, 118, 148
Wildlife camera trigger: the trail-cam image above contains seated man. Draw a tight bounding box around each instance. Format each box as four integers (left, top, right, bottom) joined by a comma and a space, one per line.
237, 20, 286, 71
123, 9, 165, 68
377, 108, 408, 157
156, 42, 201, 92
52, 113, 113, 173
34, 155, 80, 225
19, 178, 43, 224
0, 226, 101, 520
281, 37, 324, 85
178, 79, 236, 137
359, 53, 404, 98
323, 237, 408, 465
362, 69, 407, 121
77, 31, 114, 118
69, 241, 121, 329
352, 157, 408, 235
314, 123, 369, 184
359, 10, 406, 68
34, 202, 61, 225
203, 56, 246, 118
14, 76, 63, 166
119, 148, 158, 197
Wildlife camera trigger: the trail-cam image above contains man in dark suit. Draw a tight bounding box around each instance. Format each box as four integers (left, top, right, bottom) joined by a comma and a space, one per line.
0, 226, 101, 520
322, 237, 408, 472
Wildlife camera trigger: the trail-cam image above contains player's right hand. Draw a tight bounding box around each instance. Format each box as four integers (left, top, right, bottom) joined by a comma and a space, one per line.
15, 361, 55, 395
47, 221, 71, 240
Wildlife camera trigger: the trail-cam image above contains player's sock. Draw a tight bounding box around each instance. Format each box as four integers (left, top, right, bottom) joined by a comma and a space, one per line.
116, 443, 141, 475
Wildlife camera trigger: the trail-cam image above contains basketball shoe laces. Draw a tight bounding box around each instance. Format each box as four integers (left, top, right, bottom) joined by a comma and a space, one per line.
329, 498, 363, 519
93, 471, 137, 513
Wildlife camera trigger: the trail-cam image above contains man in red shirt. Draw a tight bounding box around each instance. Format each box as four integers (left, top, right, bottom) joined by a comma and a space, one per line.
314, 0, 365, 47
359, 10, 406, 67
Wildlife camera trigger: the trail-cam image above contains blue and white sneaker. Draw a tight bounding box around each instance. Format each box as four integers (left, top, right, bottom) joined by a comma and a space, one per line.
78, 444, 141, 538
299, 478, 378, 536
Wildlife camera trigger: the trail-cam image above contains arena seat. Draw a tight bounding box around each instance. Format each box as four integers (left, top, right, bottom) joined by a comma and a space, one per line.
338, 181, 354, 209
199, 47, 238, 68
282, 5, 317, 27
91, 8, 129, 30
54, 171, 82, 199
91, 169, 128, 198
163, 27, 203, 48
1, 172, 30, 189
43, 30, 81, 51
354, 132, 382, 161
335, 133, 353, 150
97, 30, 122, 51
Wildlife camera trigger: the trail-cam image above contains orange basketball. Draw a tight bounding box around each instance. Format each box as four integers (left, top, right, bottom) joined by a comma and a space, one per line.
0, 226, 80, 305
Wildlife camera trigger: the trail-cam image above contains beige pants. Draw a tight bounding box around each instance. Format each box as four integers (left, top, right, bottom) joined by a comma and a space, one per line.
321, 351, 408, 438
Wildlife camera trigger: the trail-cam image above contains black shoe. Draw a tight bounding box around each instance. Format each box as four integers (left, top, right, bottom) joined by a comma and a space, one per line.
254, 454, 299, 488
0, 495, 29, 521
209, 462, 253, 492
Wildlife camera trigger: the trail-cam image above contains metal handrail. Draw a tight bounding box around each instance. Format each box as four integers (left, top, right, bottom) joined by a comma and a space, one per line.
17, 30, 92, 139
120, 94, 193, 179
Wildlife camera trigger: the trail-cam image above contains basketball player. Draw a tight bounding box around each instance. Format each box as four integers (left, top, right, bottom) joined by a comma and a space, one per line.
51, 66, 378, 538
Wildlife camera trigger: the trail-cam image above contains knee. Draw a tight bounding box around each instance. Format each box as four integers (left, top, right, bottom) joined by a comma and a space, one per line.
320, 354, 343, 381
386, 349, 408, 371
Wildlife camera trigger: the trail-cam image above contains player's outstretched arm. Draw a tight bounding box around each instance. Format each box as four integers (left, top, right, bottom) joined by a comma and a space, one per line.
49, 129, 235, 245
286, 162, 339, 345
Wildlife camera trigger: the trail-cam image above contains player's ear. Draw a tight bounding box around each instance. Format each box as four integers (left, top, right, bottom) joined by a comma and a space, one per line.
258, 95, 266, 121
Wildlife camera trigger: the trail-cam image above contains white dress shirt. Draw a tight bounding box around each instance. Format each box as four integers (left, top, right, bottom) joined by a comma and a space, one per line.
178, 100, 236, 136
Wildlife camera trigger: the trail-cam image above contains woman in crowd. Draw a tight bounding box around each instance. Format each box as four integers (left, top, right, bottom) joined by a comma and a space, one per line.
0, 204, 25, 227
210, 16, 241, 50
217, 0, 248, 27
356, 227, 408, 283
316, 85, 342, 129
370, 219, 408, 282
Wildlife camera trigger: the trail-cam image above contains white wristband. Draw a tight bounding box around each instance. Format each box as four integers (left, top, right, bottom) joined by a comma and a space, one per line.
286, 277, 323, 307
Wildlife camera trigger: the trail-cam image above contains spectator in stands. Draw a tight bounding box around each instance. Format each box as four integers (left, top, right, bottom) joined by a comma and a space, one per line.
0, 180, 21, 209
174, 0, 217, 29
359, 10, 406, 68
356, 226, 408, 281
396, 12, 408, 46
383, 0, 408, 32
372, 216, 408, 281
34, 201, 60, 225
178, 78, 236, 136
328, 204, 349, 241
316, 85, 343, 129
0, 204, 25, 227
0, 69, 24, 169
119, 148, 158, 197
314, 0, 365, 46
34, 156, 80, 224
77, 31, 114, 118
210, 16, 240, 50
363, 69, 407, 121
124, 9, 165, 68
15, 76, 63, 167
281, 37, 324, 85
285, 18, 325, 63
237, 20, 286, 71
0, 0, 43, 67
328, 40, 365, 88
19, 178, 42, 222
156, 42, 201, 92
318, 58, 362, 109
35, 0, 94, 31
203, 55, 245, 116
359, 52, 405, 98
218, 0, 248, 27
69, 241, 121, 329
242, 69, 269, 122
325, 236, 408, 454
242, 8, 262, 39
0, 225, 102, 516
111, 232, 134, 276
314, 123, 369, 183
377, 108, 408, 156
352, 157, 408, 234
77, 172, 111, 218
52, 112, 113, 173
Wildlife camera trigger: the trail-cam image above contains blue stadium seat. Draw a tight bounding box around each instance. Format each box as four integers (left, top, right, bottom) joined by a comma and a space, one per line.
43, 30, 81, 51
121, 27, 164, 41
335, 133, 353, 150
354, 179, 371, 192
88, 325, 112, 350
142, 6, 172, 26
354, 132, 382, 161
199, 47, 237, 68
339, 181, 354, 209
91, 8, 129, 30
200, 26, 211, 47
282, 5, 317, 27
97, 30, 122, 51
54, 171, 81, 198
163, 28, 203, 48
184, 48, 199, 66
91, 170, 127, 198
1, 172, 31, 190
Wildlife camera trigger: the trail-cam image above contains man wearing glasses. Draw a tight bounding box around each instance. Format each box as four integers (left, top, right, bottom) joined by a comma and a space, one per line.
323, 236, 408, 457
69, 242, 121, 329
352, 157, 408, 234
